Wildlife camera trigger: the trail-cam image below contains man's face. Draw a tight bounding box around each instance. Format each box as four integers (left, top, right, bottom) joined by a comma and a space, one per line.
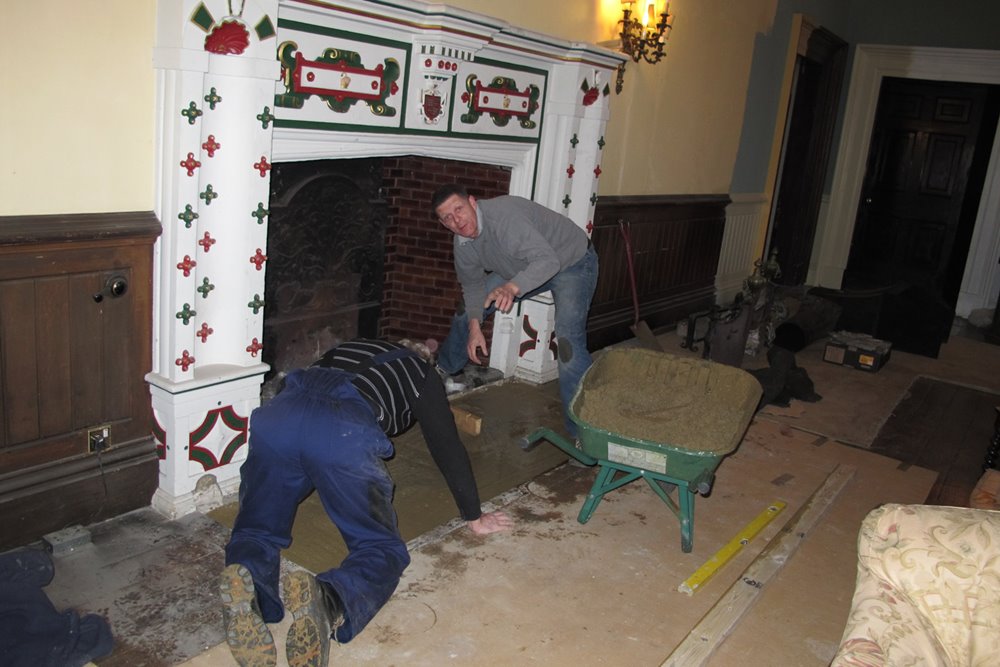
435, 194, 479, 239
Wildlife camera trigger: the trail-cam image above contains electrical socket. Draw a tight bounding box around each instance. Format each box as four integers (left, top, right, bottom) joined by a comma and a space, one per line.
88, 425, 111, 453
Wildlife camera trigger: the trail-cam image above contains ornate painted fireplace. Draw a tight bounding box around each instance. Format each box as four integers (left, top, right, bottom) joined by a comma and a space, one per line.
149, 0, 624, 517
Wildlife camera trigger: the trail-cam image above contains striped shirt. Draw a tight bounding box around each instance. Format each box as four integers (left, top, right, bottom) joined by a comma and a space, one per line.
310, 338, 482, 521
312, 339, 428, 437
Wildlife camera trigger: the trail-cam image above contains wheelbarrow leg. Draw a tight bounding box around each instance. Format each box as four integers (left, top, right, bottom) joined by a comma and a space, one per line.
678, 486, 695, 553
577, 464, 616, 523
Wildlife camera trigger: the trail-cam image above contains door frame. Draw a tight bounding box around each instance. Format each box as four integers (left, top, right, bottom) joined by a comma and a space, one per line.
811, 44, 1000, 318
766, 24, 847, 286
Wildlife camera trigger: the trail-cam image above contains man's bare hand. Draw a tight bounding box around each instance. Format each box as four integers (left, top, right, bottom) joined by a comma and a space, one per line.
467, 510, 514, 535
466, 319, 489, 364
484, 282, 520, 314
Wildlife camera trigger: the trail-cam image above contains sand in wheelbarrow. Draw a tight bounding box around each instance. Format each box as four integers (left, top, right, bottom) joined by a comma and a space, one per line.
574, 348, 761, 454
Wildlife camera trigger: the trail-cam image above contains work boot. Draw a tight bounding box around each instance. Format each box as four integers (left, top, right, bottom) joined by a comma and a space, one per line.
219, 563, 276, 667
435, 364, 467, 394
282, 570, 343, 667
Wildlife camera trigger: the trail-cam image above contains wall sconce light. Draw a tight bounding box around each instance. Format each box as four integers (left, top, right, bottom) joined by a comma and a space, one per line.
615, 1, 673, 94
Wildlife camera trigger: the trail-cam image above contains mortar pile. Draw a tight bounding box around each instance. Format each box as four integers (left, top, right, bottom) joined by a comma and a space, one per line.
574, 348, 761, 454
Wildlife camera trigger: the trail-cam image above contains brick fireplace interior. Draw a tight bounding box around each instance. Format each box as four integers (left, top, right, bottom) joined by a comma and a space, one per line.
262, 155, 511, 397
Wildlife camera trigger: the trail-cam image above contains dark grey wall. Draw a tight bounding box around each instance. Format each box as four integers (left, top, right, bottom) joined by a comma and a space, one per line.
846, 0, 1000, 49
729, 0, 1000, 195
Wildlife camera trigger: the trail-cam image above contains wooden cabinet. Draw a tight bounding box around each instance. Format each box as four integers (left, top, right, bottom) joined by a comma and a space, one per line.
0, 212, 160, 550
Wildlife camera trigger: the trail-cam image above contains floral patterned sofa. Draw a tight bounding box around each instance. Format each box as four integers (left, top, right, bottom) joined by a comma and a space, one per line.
831, 503, 1000, 666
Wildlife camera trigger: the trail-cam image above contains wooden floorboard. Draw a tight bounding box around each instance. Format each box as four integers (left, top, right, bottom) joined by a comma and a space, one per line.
871, 376, 1000, 506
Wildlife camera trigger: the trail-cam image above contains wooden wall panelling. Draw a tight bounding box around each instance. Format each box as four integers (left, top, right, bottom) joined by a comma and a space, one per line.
37, 277, 74, 438
588, 195, 730, 350
0, 212, 160, 550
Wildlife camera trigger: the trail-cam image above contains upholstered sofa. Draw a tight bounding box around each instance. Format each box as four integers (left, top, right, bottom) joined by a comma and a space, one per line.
831, 503, 1000, 666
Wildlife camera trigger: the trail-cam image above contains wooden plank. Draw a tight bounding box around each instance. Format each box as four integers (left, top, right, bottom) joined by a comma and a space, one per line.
451, 405, 482, 436
662, 464, 856, 667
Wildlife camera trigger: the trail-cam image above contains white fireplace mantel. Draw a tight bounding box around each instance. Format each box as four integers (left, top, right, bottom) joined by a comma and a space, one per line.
148, 0, 625, 517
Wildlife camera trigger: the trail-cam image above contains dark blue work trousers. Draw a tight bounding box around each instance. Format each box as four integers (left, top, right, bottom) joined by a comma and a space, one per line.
224, 367, 410, 643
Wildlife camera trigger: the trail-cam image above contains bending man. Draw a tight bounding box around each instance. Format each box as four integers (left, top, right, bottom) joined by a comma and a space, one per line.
432, 184, 599, 436
220, 338, 512, 667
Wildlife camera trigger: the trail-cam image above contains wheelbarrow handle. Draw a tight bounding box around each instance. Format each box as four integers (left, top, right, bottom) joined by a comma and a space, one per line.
521, 428, 598, 466
692, 469, 715, 496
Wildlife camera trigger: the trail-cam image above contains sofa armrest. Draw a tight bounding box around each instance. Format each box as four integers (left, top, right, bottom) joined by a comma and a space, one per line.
831, 503, 1000, 666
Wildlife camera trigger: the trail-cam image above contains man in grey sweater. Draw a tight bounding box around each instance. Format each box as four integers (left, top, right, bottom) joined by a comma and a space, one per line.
432, 184, 599, 436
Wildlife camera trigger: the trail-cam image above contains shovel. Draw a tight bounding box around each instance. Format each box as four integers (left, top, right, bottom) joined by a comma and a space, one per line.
618, 219, 664, 351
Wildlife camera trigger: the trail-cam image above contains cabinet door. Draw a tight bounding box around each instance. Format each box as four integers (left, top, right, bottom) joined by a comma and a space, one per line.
0, 261, 147, 473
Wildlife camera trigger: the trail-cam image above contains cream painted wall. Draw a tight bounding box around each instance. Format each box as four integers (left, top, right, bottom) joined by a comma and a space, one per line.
0, 0, 157, 216
0, 0, 778, 215
445, 0, 781, 195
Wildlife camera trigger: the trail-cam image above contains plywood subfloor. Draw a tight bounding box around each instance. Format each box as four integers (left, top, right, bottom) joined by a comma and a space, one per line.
187, 418, 935, 667
755, 334, 1000, 447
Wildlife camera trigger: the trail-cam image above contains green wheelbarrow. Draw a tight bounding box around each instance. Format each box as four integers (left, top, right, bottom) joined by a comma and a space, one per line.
522, 347, 762, 552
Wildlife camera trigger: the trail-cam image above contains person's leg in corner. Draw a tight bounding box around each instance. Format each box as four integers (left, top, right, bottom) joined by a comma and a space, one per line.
545, 247, 599, 437
282, 390, 410, 666
222, 384, 316, 667
436, 302, 473, 375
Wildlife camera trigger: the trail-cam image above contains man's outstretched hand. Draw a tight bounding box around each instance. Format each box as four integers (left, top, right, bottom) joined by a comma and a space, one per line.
484, 281, 520, 314
467, 510, 514, 535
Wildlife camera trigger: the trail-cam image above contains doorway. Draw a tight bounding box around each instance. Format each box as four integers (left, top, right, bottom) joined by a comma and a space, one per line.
815, 46, 1000, 321
844, 77, 1000, 304
840, 77, 1000, 356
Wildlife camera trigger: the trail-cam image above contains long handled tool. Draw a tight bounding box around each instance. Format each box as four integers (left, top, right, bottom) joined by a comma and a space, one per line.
618, 219, 664, 350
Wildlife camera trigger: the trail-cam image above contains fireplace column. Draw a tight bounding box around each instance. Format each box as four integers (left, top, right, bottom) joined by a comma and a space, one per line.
149, 0, 280, 517
494, 59, 616, 383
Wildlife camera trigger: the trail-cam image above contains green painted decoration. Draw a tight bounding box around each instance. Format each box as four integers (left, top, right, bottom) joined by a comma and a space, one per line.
182, 102, 203, 125
178, 205, 199, 228
198, 278, 215, 299
460, 75, 540, 130
252, 202, 269, 224
204, 87, 223, 110
255, 16, 276, 40
176, 303, 197, 325
191, 3, 215, 32
275, 42, 400, 117
200, 184, 218, 206
256, 106, 275, 129
248, 294, 265, 314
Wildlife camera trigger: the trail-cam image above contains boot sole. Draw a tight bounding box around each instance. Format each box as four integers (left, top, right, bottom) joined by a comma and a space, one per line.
282, 570, 331, 667
219, 563, 276, 667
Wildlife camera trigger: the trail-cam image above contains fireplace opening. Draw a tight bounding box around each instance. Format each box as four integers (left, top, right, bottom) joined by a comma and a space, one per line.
261, 155, 512, 399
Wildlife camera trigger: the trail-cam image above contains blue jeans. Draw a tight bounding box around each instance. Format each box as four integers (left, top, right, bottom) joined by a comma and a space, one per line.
224, 368, 410, 643
439, 246, 599, 436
